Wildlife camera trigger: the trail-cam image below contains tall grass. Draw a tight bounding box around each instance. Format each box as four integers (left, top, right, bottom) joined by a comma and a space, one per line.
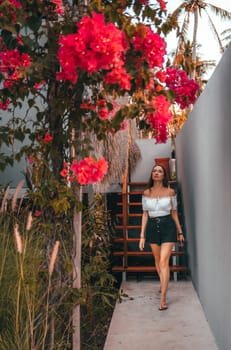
0, 184, 75, 349
0, 185, 119, 349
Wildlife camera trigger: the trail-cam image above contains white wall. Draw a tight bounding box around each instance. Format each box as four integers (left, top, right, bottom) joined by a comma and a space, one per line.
176, 44, 231, 350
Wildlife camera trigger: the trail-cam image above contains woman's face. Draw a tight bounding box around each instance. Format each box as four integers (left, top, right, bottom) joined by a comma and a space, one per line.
152, 166, 164, 181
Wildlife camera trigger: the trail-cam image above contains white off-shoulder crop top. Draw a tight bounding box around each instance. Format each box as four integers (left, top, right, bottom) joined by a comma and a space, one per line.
142, 195, 177, 217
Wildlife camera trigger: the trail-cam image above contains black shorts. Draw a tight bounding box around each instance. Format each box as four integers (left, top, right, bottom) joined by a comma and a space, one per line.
145, 215, 177, 245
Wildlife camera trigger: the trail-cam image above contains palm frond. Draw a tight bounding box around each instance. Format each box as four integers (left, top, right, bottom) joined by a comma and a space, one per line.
170, 2, 189, 19
181, 12, 191, 37
196, 59, 216, 68
206, 3, 231, 21
205, 7, 224, 53
165, 2, 189, 31
221, 29, 231, 47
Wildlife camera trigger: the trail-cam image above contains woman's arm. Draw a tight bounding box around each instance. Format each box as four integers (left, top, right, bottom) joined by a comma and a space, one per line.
171, 209, 182, 233
171, 209, 184, 245
139, 210, 148, 251
169, 188, 184, 244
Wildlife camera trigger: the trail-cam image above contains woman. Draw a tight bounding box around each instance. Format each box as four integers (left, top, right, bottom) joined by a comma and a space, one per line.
139, 164, 184, 311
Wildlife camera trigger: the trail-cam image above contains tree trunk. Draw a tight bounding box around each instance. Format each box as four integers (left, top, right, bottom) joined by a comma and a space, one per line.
72, 187, 82, 350
191, 6, 199, 79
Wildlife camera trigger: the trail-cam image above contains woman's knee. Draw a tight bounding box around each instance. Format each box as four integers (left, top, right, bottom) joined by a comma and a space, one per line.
159, 258, 169, 269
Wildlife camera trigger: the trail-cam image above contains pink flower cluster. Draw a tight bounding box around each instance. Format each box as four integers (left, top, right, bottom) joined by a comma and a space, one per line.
0, 0, 21, 7
157, 0, 167, 11
139, 0, 148, 4
0, 0, 22, 23
57, 12, 130, 90
80, 99, 120, 121
0, 46, 31, 88
132, 25, 166, 68
60, 157, 108, 185
34, 81, 46, 89
146, 95, 172, 143
0, 98, 10, 110
103, 60, 131, 90
165, 67, 199, 109
37, 132, 53, 144
50, 0, 64, 15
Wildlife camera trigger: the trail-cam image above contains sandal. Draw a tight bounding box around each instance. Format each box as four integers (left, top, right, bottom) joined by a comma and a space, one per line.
159, 305, 168, 311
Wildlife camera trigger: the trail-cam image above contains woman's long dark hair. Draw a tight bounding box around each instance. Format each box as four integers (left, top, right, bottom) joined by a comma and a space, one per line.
147, 164, 168, 188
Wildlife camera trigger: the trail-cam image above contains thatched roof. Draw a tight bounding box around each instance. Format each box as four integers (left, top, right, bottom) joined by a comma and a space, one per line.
91, 119, 141, 192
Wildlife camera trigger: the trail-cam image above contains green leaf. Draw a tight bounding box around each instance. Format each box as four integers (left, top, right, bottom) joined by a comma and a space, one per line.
1, 30, 17, 49
14, 130, 25, 142
26, 16, 42, 32
28, 99, 35, 108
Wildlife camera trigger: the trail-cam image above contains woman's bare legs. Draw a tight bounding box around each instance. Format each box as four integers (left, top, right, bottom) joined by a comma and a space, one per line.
150, 242, 174, 309
150, 244, 161, 277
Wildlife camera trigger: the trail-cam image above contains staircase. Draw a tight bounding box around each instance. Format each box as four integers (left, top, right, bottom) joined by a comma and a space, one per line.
111, 181, 189, 281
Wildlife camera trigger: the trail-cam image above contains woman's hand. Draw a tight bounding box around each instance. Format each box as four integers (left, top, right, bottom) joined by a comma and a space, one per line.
177, 233, 184, 247
139, 237, 145, 251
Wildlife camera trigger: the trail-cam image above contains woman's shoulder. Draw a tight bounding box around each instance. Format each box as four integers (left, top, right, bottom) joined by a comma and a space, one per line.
143, 188, 151, 197
168, 188, 176, 197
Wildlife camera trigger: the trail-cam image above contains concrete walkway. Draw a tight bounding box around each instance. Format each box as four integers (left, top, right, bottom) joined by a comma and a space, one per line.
104, 280, 218, 350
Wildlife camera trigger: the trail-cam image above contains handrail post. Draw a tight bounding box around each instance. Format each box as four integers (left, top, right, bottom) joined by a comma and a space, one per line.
122, 174, 128, 281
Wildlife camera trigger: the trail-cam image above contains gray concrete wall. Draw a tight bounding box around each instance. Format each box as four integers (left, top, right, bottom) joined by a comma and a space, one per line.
176, 44, 231, 350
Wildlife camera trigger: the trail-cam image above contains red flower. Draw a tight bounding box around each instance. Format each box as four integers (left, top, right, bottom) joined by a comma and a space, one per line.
146, 95, 172, 143
0, 99, 10, 110
8, 0, 22, 8
155, 84, 164, 92
70, 157, 108, 185
28, 155, 34, 164
34, 210, 42, 217
157, 0, 167, 11
50, 0, 64, 15
132, 25, 166, 69
60, 168, 68, 177
96, 99, 107, 106
16, 35, 23, 45
34, 81, 46, 89
98, 107, 109, 120
80, 102, 96, 111
165, 67, 199, 109
57, 12, 129, 88
155, 70, 166, 83
103, 62, 131, 90
43, 132, 53, 144
0, 47, 31, 86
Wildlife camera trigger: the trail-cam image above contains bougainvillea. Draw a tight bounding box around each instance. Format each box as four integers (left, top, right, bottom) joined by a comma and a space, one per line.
50, 0, 64, 15
0, 1, 200, 184
132, 24, 166, 68
0, 47, 31, 88
57, 12, 129, 87
146, 95, 173, 143
0, 0, 22, 23
0, 99, 10, 110
60, 157, 108, 185
157, 0, 167, 11
37, 133, 53, 145
165, 67, 199, 109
